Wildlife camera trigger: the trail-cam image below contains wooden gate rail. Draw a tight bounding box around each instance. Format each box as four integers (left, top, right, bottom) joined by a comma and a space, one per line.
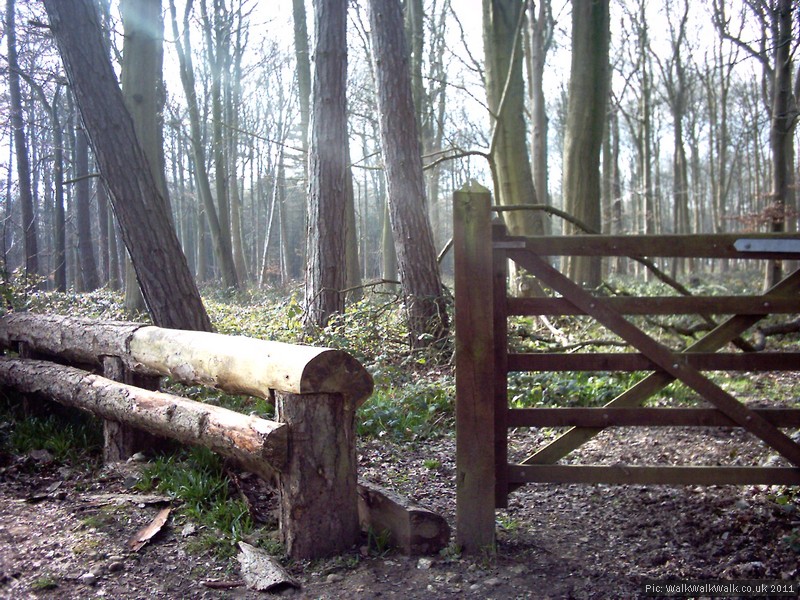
453, 184, 800, 552
0, 313, 373, 559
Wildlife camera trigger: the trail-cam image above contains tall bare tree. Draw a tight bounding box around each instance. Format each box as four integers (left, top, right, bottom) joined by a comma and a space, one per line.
562, 0, 610, 287
304, 0, 349, 328
715, 0, 798, 287
370, 0, 449, 347
653, 0, 692, 275
43, 0, 212, 331
6, 0, 39, 279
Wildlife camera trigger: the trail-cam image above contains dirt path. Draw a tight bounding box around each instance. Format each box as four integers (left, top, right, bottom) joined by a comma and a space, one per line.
1, 424, 799, 599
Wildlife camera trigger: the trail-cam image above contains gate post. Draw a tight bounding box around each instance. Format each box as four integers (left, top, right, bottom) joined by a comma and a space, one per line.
453, 183, 496, 552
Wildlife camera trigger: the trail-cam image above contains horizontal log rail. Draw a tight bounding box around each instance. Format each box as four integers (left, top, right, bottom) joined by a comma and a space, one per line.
0, 313, 373, 408
0, 357, 287, 479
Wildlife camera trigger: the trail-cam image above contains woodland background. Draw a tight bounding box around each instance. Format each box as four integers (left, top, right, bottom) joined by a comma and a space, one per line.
0, 0, 798, 337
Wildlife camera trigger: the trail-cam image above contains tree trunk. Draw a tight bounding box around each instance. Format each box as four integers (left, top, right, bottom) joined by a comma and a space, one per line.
52, 88, 67, 292
483, 0, 544, 237
121, 0, 168, 311
75, 128, 100, 291
526, 0, 553, 211
200, 0, 239, 287
304, 0, 349, 329
43, 0, 212, 332
276, 391, 358, 558
224, 4, 249, 283
292, 0, 312, 179
369, 0, 449, 347
6, 0, 39, 280
345, 144, 362, 302
562, 0, 609, 288
106, 197, 121, 290
764, 0, 794, 289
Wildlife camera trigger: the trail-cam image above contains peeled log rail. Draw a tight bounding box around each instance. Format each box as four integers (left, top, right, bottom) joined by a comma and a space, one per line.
0, 313, 373, 408
0, 357, 287, 479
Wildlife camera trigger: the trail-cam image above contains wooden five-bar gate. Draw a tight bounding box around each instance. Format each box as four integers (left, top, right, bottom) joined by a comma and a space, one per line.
453, 185, 800, 551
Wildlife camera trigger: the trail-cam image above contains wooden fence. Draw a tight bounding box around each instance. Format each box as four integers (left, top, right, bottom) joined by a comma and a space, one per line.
453, 185, 800, 551
0, 313, 447, 559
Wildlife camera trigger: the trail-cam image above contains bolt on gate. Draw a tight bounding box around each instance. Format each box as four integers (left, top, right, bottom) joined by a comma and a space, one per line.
453, 184, 800, 551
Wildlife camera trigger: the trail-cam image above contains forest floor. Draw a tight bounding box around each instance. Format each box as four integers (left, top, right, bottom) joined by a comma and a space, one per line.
1, 379, 799, 600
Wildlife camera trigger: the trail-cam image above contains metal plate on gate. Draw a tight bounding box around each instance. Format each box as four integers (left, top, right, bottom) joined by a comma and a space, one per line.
493, 241, 527, 249
734, 239, 800, 254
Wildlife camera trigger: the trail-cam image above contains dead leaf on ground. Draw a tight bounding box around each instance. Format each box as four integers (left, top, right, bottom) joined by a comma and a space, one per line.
127, 506, 171, 552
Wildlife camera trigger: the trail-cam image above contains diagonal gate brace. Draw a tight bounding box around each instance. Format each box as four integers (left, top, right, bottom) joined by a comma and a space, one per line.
508, 251, 800, 468
520, 267, 800, 468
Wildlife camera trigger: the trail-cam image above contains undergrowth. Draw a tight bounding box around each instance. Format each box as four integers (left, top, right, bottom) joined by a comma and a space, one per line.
133, 446, 254, 559
0, 394, 103, 465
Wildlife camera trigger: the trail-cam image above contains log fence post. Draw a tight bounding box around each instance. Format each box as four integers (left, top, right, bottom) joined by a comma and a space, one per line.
101, 355, 163, 462
275, 391, 359, 558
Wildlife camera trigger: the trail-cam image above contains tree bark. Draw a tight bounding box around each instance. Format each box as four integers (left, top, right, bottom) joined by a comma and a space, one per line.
6, 0, 39, 279
276, 391, 358, 558
369, 0, 449, 347
42, 0, 212, 332
304, 0, 349, 329
74, 128, 100, 291
562, 0, 610, 287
